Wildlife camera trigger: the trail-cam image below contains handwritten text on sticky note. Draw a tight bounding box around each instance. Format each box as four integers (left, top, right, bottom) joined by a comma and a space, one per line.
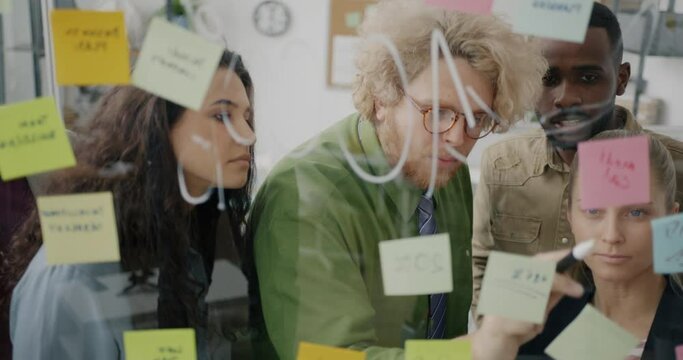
424, 0, 494, 14
0, 97, 76, 180
405, 339, 471, 360
511, 0, 593, 43
297, 342, 365, 360
124, 328, 197, 360
545, 305, 639, 360
38, 192, 120, 265
379, 233, 452, 296
578, 135, 650, 210
51, 10, 130, 85
652, 213, 683, 274
477, 251, 555, 324
132, 18, 222, 111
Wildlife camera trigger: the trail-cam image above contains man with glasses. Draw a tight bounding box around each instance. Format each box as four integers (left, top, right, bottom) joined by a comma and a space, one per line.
247, 1, 546, 359
471, 2, 683, 317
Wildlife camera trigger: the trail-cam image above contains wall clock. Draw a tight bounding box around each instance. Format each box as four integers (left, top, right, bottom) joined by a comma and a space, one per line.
253, 0, 292, 37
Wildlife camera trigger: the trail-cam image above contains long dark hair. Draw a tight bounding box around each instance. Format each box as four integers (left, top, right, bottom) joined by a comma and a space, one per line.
0, 50, 255, 329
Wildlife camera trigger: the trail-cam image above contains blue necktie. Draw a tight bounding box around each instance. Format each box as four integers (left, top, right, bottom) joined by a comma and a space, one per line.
417, 195, 446, 339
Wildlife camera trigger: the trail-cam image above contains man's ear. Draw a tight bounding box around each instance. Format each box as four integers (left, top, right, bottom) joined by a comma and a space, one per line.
616, 62, 631, 96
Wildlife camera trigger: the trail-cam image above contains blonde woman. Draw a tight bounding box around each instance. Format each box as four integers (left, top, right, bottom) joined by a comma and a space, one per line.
472, 130, 683, 360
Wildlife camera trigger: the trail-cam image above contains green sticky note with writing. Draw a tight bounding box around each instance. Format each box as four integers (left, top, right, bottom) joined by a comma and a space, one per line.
132, 18, 223, 111
0, 97, 76, 180
124, 328, 197, 360
405, 339, 471, 360
545, 305, 638, 360
477, 251, 555, 324
38, 192, 120, 265
379, 233, 452, 296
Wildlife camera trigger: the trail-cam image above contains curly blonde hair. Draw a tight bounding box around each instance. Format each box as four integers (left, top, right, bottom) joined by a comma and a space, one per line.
352, 0, 547, 129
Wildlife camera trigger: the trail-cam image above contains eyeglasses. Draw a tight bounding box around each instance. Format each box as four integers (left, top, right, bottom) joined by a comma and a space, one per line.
405, 95, 497, 139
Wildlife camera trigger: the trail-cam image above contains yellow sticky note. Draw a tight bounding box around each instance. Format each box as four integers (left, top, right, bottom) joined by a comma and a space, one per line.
38, 192, 120, 265
477, 251, 555, 324
545, 305, 639, 360
51, 10, 130, 85
132, 18, 223, 111
296, 342, 365, 360
406, 339, 471, 360
124, 328, 197, 360
379, 233, 452, 296
0, 97, 76, 180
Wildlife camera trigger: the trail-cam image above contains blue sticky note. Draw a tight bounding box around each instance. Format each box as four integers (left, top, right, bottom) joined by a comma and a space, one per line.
511, 0, 593, 43
652, 213, 683, 274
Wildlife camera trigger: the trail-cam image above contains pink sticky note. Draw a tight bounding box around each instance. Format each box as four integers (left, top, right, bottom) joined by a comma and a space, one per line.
676, 344, 683, 360
424, 0, 494, 14
578, 135, 650, 209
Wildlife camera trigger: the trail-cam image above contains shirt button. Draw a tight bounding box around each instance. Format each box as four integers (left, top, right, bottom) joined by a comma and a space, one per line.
561, 237, 569, 244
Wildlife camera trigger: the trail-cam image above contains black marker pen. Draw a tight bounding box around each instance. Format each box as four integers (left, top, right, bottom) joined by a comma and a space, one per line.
556, 239, 595, 273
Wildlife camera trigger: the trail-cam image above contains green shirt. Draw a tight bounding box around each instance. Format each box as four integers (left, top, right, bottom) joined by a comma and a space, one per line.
250, 114, 473, 360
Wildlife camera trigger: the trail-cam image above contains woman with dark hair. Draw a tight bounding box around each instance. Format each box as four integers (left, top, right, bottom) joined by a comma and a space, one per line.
1, 49, 255, 359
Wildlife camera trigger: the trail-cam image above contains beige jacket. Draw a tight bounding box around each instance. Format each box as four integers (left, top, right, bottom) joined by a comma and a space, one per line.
471, 107, 683, 317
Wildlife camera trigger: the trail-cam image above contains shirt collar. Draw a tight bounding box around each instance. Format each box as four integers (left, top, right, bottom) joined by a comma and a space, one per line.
356, 116, 422, 222
541, 106, 640, 173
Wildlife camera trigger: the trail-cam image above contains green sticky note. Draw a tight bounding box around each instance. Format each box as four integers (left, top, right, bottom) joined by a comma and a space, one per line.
345, 11, 362, 29
124, 328, 197, 360
379, 233, 452, 296
405, 339, 471, 360
38, 192, 120, 265
477, 251, 555, 324
0, 97, 76, 180
0, 0, 11, 14
545, 305, 639, 360
511, 0, 593, 43
132, 18, 223, 111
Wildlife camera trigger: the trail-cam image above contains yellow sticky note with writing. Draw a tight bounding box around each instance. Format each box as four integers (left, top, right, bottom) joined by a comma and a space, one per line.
38, 192, 120, 265
124, 328, 197, 360
0, 97, 76, 180
296, 342, 365, 360
406, 339, 471, 360
132, 18, 223, 111
51, 10, 130, 85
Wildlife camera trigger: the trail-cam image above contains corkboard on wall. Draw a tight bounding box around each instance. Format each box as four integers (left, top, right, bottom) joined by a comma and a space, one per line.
327, 0, 377, 88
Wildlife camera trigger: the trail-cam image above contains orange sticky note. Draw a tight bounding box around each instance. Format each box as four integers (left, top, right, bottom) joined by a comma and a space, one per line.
51, 10, 130, 85
297, 342, 365, 360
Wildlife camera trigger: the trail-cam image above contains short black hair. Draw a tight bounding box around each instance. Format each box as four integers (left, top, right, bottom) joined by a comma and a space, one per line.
589, 2, 624, 64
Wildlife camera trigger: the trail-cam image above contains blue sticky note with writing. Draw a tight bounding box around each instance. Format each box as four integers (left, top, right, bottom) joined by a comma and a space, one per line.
652, 213, 683, 274
511, 0, 593, 43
